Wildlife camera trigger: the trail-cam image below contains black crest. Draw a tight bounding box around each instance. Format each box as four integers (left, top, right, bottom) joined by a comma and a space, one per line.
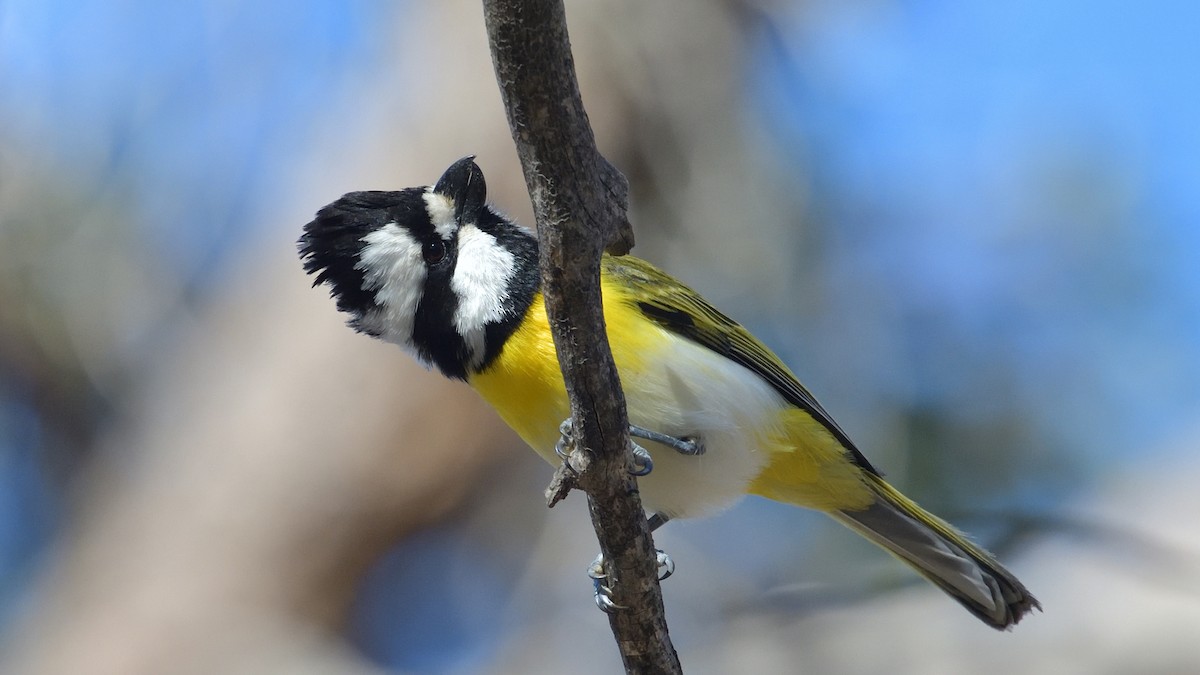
298, 189, 425, 322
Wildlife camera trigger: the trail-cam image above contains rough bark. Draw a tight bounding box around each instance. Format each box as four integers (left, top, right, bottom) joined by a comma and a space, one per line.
482, 1, 681, 672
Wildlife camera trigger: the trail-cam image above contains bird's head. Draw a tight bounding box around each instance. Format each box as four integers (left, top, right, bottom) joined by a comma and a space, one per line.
299, 157, 539, 379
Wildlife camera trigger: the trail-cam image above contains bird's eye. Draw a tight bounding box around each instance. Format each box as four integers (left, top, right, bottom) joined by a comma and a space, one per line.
423, 239, 447, 264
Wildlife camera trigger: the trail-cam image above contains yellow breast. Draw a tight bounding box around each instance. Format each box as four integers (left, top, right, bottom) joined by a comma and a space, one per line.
468, 290, 567, 456
468, 280, 665, 460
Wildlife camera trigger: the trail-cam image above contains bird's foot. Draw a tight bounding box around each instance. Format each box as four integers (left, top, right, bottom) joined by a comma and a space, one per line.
588, 548, 676, 613
555, 418, 657, 476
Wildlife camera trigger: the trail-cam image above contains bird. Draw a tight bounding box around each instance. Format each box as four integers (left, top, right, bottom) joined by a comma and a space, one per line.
298, 156, 1040, 630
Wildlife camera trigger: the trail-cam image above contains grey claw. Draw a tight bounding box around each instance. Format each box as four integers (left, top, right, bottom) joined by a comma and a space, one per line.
555, 418, 574, 462
656, 549, 675, 581
557, 419, 661, 476
589, 554, 624, 613
585, 542, 674, 613
629, 442, 654, 476
593, 580, 621, 613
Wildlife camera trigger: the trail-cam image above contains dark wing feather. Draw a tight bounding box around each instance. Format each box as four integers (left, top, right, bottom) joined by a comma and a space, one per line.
604, 255, 881, 476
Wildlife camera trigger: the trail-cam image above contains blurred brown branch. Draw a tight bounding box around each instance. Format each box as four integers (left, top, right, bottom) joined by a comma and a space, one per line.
482, 1, 680, 672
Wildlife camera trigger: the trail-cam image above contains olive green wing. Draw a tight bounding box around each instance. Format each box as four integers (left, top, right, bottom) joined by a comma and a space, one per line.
604, 255, 880, 476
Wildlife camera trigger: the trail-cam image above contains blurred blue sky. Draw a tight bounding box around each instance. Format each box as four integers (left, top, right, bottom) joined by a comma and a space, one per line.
753, 0, 1200, 466
2, 0, 1199, 670
0, 0, 393, 280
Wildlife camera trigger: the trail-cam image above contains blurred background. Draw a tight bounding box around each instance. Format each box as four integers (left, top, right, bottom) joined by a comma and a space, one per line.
2, 0, 1199, 672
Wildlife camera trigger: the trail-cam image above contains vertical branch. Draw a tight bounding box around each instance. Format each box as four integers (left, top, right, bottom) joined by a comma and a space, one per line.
482, 1, 681, 672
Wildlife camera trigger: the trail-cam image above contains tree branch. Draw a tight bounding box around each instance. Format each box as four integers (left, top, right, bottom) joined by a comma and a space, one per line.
482, 1, 680, 672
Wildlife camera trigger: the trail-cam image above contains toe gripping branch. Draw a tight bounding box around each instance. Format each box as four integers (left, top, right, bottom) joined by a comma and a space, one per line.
589, 513, 675, 613
556, 418, 705, 478
553, 418, 689, 612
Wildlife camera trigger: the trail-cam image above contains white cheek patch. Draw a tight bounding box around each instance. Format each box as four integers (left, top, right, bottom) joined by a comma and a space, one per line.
356, 223, 427, 349
452, 224, 517, 367
422, 189, 458, 240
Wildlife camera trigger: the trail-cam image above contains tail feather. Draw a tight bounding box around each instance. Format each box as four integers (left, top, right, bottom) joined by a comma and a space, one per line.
832, 474, 1040, 629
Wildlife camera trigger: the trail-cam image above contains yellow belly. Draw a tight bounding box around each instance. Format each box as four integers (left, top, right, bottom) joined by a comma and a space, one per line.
468, 283, 872, 517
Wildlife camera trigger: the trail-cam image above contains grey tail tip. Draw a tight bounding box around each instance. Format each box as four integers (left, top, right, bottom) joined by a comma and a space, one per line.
911, 538, 1043, 631
913, 550, 1042, 630
978, 585, 1042, 631
831, 495, 1043, 631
